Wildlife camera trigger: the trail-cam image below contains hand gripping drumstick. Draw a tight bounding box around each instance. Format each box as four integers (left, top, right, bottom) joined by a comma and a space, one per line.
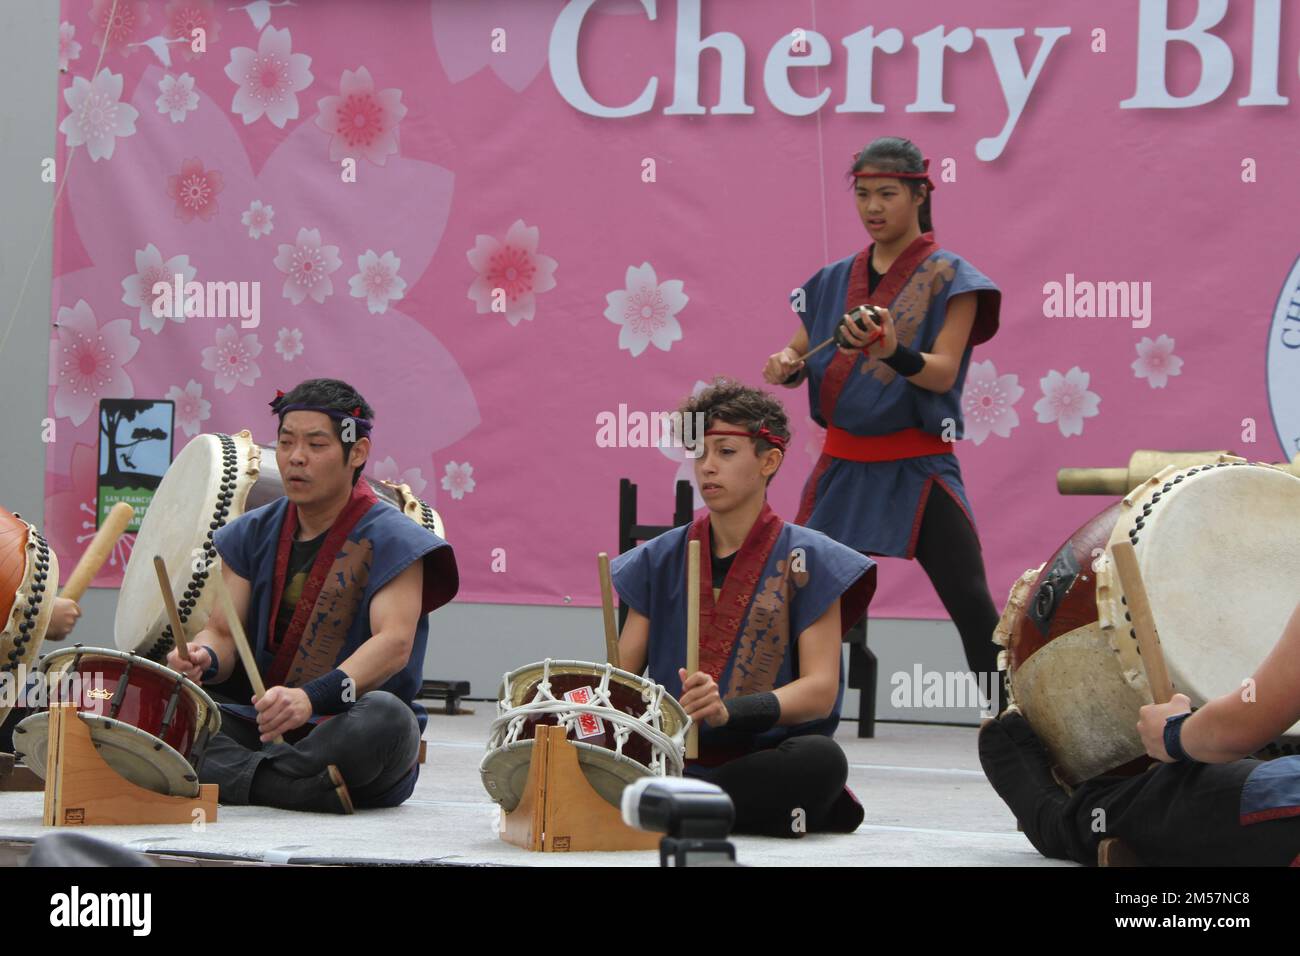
686, 538, 701, 760
211, 560, 350, 806
153, 555, 191, 663
794, 306, 887, 364
597, 553, 620, 669
1109, 541, 1175, 705
58, 501, 134, 604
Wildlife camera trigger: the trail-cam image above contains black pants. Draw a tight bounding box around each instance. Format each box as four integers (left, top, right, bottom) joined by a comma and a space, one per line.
200, 691, 420, 810
912, 483, 1003, 703
688, 735, 850, 837
980, 714, 1300, 866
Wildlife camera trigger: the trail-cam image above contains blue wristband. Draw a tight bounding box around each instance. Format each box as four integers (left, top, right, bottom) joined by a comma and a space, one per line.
198, 645, 220, 683
302, 668, 353, 715
1162, 711, 1198, 763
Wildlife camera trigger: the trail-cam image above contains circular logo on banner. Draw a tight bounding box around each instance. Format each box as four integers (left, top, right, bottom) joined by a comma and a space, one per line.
1269, 256, 1300, 459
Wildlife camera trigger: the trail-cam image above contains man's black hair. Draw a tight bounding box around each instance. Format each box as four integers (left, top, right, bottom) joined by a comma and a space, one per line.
276, 378, 374, 486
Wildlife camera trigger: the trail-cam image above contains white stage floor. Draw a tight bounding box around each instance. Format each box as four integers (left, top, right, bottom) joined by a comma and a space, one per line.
0, 710, 1071, 867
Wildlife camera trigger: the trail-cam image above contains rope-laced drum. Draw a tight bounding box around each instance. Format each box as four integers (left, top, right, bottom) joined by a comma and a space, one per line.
480, 659, 689, 812
995, 457, 1300, 783
115, 430, 444, 661
13, 644, 222, 797
0, 506, 58, 729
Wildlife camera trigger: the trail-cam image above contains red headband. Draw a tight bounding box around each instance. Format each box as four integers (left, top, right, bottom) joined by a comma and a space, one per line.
853, 156, 936, 192
703, 427, 787, 452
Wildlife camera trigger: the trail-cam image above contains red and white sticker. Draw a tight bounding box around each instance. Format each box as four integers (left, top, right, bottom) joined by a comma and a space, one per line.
563, 686, 605, 739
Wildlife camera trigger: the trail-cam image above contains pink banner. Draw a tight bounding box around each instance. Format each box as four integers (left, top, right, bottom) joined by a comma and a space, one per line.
46, 0, 1300, 617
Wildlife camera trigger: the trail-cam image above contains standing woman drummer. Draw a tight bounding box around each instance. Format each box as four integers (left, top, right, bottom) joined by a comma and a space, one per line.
762, 136, 1004, 701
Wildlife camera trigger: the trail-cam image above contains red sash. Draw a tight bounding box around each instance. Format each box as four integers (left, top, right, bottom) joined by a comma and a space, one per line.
685, 501, 783, 682
824, 425, 953, 462
264, 481, 378, 688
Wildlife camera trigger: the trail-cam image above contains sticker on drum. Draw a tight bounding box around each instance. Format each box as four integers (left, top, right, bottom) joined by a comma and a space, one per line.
562, 686, 605, 739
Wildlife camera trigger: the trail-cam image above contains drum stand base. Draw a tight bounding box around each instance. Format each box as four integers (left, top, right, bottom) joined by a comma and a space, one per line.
499, 725, 660, 852
40, 704, 219, 828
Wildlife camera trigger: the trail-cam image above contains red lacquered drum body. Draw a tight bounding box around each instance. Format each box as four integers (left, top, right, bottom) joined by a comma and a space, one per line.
14, 645, 221, 798
61, 654, 198, 759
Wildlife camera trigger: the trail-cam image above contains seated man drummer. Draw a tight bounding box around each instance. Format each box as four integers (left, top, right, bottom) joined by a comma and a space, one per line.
167, 378, 457, 813
981, 597, 1300, 865
611, 379, 876, 836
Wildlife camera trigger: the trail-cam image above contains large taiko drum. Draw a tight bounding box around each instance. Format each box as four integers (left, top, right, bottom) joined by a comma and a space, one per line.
995, 457, 1300, 784
480, 660, 689, 812
0, 507, 58, 730
13, 645, 221, 797
114, 430, 445, 661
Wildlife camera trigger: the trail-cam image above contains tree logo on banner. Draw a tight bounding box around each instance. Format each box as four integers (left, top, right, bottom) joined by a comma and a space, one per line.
1269, 257, 1300, 460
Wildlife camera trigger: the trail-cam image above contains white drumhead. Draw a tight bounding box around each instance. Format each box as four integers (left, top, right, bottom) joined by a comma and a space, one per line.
1106, 462, 1300, 731
114, 432, 258, 657
13, 711, 201, 798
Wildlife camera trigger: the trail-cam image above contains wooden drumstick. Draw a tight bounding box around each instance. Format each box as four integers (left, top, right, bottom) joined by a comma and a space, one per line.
211, 562, 284, 745
152, 555, 191, 663
1110, 541, 1175, 704
212, 561, 349, 805
59, 501, 133, 603
597, 553, 620, 669
686, 538, 700, 759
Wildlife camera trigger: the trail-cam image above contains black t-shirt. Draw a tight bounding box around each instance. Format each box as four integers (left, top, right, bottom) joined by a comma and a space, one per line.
867, 252, 884, 295
711, 548, 737, 585
271, 530, 328, 650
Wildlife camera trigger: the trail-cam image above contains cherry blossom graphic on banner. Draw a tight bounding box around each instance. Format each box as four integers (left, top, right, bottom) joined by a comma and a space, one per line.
46, 0, 1296, 619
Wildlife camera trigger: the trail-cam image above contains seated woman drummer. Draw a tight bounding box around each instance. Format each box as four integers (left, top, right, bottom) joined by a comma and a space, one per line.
611, 379, 877, 837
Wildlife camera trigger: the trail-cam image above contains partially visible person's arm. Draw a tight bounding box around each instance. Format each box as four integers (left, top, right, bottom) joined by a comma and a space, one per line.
1139, 600, 1300, 763
617, 607, 650, 676
772, 597, 842, 724
46, 596, 81, 640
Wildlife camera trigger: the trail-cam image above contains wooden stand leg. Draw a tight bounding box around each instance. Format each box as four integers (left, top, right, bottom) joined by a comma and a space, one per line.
499, 725, 660, 852
42, 704, 218, 827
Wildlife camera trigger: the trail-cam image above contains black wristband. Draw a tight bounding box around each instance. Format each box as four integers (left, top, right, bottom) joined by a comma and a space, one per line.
198, 645, 220, 683
881, 343, 925, 377
723, 692, 781, 733
302, 668, 354, 715
1163, 711, 1199, 763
